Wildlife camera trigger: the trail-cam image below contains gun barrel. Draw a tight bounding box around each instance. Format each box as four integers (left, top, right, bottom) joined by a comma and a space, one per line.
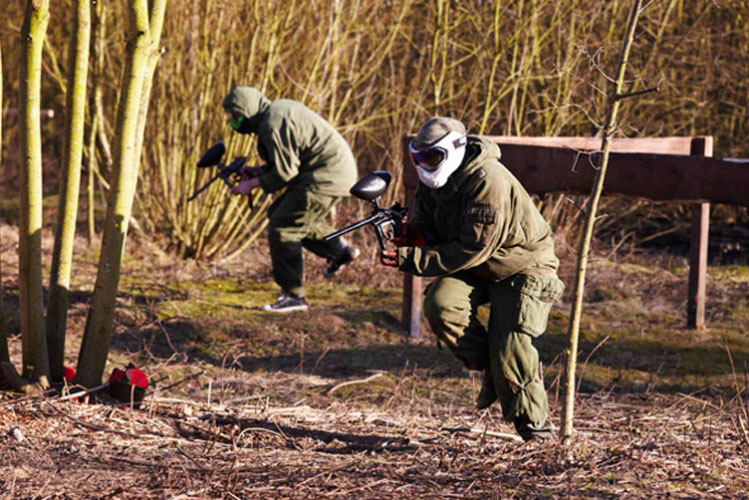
323, 212, 383, 241
187, 172, 222, 201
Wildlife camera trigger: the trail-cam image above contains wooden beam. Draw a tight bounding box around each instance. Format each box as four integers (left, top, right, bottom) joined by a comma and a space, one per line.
496, 144, 748, 206
490, 136, 698, 155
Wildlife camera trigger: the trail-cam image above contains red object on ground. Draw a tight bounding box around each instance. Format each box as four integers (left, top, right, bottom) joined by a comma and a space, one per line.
63, 366, 76, 382
107, 363, 148, 406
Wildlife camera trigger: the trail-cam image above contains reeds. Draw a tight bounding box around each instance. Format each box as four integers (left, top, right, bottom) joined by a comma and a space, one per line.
0, 0, 746, 258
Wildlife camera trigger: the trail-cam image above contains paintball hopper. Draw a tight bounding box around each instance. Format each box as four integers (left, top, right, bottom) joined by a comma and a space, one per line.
350, 170, 392, 201
324, 170, 406, 250
197, 140, 226, 168
107, 363, 149, 407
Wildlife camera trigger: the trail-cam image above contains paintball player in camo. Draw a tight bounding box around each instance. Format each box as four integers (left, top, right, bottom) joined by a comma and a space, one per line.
381, 117, 565, 441
223, 86, 360, 313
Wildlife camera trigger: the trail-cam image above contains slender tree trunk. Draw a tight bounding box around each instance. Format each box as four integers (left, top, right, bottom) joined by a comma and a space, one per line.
0, 41, 28, 393
19, 0, 51, 388
0, 40, 8, 367
132, 0, 168, 171
560, 0, 644, 439
86, 115, 98, 245
74, 0, 152, 388
87, 0, 106, 245
46, 0, 91, 382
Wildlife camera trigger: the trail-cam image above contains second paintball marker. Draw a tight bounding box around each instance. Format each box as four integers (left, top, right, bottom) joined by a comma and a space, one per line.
324, 171, 407, 250
188, 141, 265, 202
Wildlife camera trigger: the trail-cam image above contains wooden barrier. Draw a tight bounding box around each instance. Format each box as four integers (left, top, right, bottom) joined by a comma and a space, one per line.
401, 136, 749, 337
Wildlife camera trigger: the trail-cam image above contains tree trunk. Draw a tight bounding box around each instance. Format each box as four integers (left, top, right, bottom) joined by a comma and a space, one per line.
132, 0, 167, 190
560, 0, 644, 439
74, 0, 152, 388
0, 41, 32, 394
87, 0, 106, 245
18, 0, 51, 388
0, 39, 9, 367
46, 0, 91, 382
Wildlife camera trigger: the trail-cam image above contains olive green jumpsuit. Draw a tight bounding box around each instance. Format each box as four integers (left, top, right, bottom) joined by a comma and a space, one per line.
396, 135, 565, 425
223, 87, 358, 298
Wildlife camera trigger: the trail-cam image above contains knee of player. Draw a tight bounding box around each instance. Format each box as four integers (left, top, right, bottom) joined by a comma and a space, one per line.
424, 296, 471, 330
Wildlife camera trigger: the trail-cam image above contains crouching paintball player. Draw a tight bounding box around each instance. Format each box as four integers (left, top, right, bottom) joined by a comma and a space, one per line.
223, 86, 360, 313
381, 117, 565, 441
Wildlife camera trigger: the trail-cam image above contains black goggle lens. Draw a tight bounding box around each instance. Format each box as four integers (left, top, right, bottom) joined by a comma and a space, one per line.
410, 147, 446, 170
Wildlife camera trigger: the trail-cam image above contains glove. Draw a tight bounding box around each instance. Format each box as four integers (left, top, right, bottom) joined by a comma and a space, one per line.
380, 249, 398, 267
392, 223, 427, 247
231, 176, 260, 195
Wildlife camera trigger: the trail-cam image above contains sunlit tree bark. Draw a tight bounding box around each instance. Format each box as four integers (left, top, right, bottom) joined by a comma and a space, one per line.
74, 0, 153, 388
18, 0, 51, 388
46, 0, 91, 382
132, 0, 167, 172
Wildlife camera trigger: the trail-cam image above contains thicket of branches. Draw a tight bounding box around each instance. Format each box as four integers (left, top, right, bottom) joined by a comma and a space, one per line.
1, 0, 747, 258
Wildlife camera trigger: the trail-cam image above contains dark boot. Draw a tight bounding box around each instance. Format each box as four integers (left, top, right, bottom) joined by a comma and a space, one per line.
476, 369, 498, 410
514, 416, 555, 442
323, 240, 360, 278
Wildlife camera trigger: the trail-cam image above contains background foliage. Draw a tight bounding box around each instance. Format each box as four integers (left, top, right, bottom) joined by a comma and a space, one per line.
1, 0, 747, 258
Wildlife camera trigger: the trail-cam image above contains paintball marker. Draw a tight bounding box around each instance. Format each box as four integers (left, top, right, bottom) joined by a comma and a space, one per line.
324, 171, 407, 250
188, 141, 265, 202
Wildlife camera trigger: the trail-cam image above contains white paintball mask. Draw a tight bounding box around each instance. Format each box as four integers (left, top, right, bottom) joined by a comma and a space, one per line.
409, 131, 467, 189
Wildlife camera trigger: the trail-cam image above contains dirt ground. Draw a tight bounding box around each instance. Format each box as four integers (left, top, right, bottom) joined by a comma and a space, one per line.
0, 224, 747, 499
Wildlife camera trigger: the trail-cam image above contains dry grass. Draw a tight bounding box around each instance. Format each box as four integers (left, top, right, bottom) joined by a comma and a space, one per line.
1, 390, 747, 499
0, 223, 748, 498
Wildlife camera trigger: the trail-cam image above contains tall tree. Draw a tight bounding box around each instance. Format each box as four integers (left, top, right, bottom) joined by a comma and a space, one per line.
46, 0, 91, 382
74, 0, 154, 388
18, 0, 51, 388
0, 39, 8, 368
86, 0, 107, 245
561, 0, 645, 439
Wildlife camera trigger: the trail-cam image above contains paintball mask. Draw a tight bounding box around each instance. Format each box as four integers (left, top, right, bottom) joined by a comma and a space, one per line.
225, 110, 246, 132
409, 130, 467, 189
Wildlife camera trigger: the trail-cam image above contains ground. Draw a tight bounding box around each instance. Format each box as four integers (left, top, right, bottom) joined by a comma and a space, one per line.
0, 223, 747, 499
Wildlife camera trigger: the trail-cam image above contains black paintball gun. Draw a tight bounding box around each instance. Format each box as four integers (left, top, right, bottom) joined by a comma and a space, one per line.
188, 141, 265, 203
324, 171, 407, 250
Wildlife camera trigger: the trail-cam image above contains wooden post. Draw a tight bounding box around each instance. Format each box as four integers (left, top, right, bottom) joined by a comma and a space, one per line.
687, 137, 712, 330
401, 136, 422, 338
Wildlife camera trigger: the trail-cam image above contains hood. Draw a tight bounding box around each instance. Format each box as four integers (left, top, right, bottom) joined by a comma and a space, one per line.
222, 87, 272, 134
430, 135, 502, 202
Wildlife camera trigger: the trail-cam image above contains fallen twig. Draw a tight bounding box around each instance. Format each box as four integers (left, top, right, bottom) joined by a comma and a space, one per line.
56, 382, 110, 402
442, 425, 524, 442
327, 373, 384, 395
